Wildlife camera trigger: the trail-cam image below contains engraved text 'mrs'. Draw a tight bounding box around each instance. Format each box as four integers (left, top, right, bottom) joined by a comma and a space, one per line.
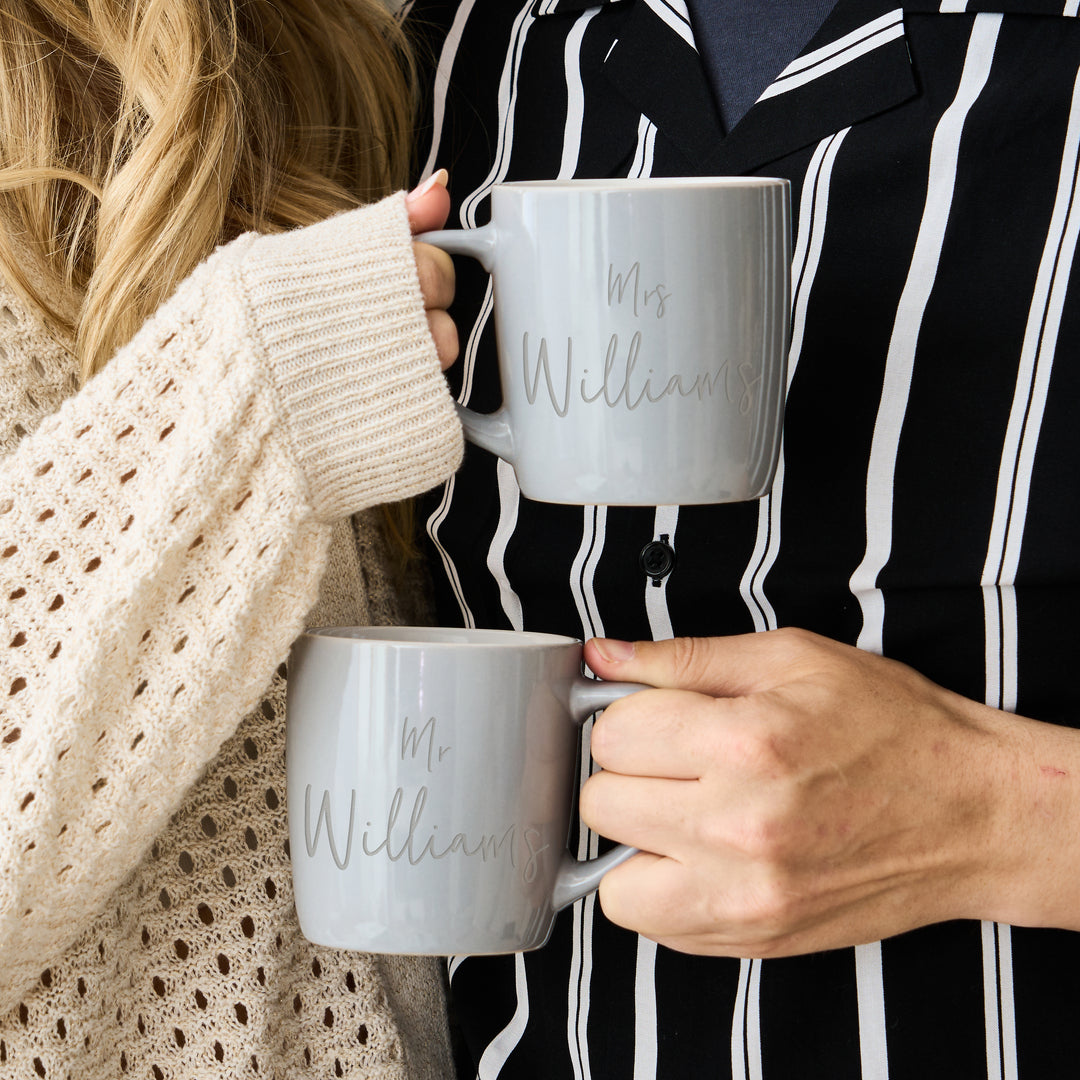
607, 260, 671, 319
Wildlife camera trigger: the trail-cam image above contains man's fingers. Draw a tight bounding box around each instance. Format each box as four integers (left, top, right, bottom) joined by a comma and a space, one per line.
595, 851, 712, 944
590, 688, 718, 779
580, 771, 706, 857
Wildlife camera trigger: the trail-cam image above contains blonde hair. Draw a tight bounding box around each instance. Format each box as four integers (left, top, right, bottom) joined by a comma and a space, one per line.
0, 0, 421, 554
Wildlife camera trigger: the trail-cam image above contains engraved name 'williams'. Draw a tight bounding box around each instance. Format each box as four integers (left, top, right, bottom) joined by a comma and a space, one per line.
303, 784, 550, 883
521, 332, 761, 417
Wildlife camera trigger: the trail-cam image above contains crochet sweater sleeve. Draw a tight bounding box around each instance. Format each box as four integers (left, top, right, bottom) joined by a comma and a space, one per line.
0, 192, 462, 1012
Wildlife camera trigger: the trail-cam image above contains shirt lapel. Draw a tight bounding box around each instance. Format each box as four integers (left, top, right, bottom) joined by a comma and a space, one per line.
600, 0, 726, 166
587, 0, 918, 173
533, 0, 1077, 175
707, 0, 916, 174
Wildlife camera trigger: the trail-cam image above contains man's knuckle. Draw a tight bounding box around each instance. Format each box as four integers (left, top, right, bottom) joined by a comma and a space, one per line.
671, 635, 705, 682
768, 625, 816, 658
723, 872, 801, 943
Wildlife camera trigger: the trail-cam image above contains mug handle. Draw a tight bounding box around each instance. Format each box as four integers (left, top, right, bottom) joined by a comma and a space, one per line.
415, 223, 516, 464
550, 678, 645, 911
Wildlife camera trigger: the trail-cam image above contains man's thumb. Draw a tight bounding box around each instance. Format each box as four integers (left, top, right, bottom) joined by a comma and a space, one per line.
584, 634, 757, 696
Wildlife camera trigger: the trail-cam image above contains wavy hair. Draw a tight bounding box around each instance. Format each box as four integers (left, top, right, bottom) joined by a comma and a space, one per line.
0, 0, 420, 553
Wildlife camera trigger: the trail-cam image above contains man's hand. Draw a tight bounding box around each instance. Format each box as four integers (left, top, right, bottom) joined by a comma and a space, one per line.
406, 168, 458, 370
580, 629, 1080, 958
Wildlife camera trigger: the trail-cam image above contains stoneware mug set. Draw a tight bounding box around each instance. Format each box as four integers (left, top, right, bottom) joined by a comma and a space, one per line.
286, 177, 792, 956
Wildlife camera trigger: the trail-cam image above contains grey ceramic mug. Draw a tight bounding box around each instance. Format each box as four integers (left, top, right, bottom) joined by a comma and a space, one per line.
285, 626, 641, 955
418, 177, 792, 505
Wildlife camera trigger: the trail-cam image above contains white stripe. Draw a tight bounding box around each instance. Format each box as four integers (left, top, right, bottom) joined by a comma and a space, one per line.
939, 0, 969, 11
742, 483, 779, 633
982, 63, 1080, 715
630, 507, 675, 1080
999, 588, 1019, 717
730, 959, 751, 1079
983, 584, 1006, 714
479, 5, 605, 636
740, 130, 850, 631
977, 66, 1080, 1080
425, 1, 537, 630
424, 478, 477, 628
853, 23, 1002, 1080
757, 11, 901, 100
462, 1, 536, 228
458, 277, 493, 410
559, 8, 602, 179
477, 953, 530, 1079
852, 15, 1003, 657
729, 959, 763, 1080
422, 280, 493, 629
573, 885, 600, 1080
567, 506, 607, 1080
747, 960, 763, 1080
631, 936, 659, 1080
855, 942, 889, 1080
641, 0, 696, 50
1066, 0, 1080, 16
776, 8, 903, 79
998, 925, 1018, 1080
417, 0, 480, 181
629, 115, 658, 178
758, 21, 905, 103
488, 459, 524, 629
424, 278, 493, 628
582, 508, 608, 644
980, 921, 1021, 1080
982, 920, 1003, 1080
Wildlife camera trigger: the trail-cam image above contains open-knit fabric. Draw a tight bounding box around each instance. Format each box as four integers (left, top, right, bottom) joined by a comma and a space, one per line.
0, 192, 463, 1079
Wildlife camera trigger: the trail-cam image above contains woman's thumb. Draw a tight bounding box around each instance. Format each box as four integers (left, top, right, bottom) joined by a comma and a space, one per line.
406, 168, 450, 234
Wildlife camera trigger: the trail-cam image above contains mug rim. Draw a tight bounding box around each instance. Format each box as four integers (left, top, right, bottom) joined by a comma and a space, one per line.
301, 625, 583, 649
496, 176, 788, 192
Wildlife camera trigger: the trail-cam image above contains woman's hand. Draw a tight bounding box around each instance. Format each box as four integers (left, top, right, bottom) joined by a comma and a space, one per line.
407, 169, 458, 371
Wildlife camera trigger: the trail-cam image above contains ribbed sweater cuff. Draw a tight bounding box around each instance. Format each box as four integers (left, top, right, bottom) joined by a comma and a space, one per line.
237, 192, 463, 521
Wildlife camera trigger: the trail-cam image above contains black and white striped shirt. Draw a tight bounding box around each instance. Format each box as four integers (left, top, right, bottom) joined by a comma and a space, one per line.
407, 1, 1080, 1076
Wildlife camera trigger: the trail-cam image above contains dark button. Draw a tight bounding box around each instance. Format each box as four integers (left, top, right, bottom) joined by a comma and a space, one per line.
639, 536, 676, 586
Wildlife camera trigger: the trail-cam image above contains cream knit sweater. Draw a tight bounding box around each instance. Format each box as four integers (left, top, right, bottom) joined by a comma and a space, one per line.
0, 193, 463, 1079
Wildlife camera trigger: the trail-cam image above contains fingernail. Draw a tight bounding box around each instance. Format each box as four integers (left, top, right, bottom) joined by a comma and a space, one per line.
406, 167, 449, 203
593, 638, 635, 663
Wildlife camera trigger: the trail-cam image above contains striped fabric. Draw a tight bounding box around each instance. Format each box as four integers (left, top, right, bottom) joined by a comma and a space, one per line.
408, 1, 1080, 1076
